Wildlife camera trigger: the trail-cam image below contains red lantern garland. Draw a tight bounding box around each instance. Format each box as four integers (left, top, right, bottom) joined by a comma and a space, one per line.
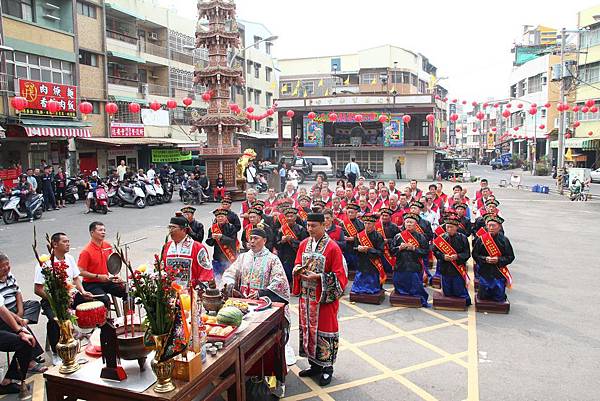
247, 106, 254, 113
105, 102, 118, 115
307, 111, 316, 120
286, 110, 295, 118
46, 99, 59, 114
128, 102, 141, 113
378, 114, 388, 123
166, 99, 177, 110
149, 101, 161, 111
11, 96, 28, 112
79, 101, 93, 115
426, 114, 435, 123
266, 108, 275, 116
329, 112, 338, 122
183, 97, 193, 107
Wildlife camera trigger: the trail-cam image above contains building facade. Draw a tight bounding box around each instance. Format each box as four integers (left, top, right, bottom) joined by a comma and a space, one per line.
276, 45, 447, 180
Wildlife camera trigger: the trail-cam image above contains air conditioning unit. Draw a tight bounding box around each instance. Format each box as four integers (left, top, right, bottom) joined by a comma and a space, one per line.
148, 32, 159, 41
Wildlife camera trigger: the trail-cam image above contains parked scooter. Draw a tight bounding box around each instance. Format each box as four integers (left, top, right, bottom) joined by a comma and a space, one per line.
117, 181, 146, 208
89, 186, 109, 214
105, 178, 119, 207
65, 176, 86, 204
2, 189, 44, 224
160, 176, 174, 203
141, 180, 158, 206
153, 178, 165, 204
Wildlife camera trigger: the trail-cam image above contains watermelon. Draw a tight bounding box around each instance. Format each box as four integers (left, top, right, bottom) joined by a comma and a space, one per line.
217, 306, 243, 327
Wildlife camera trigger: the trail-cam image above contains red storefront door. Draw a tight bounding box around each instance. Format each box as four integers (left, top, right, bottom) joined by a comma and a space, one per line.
79, 153, 98, 176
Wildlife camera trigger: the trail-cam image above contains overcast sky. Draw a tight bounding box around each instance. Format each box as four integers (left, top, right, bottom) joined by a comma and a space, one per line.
164, 0, 599, 102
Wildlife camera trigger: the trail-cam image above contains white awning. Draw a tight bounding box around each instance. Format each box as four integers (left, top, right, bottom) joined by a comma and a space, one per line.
25, 126, 91, 138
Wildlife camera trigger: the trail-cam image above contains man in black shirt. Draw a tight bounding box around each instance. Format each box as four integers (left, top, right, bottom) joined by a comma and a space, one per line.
181, 206, 204, 243
41, 166, 57, 211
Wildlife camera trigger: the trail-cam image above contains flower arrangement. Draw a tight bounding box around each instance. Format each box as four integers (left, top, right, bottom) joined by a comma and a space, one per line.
32, 229, 75, 324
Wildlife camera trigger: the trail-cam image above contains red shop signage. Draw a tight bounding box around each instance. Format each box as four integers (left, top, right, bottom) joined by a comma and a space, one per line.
19, 79, 77, 117
110, 122, 145, 138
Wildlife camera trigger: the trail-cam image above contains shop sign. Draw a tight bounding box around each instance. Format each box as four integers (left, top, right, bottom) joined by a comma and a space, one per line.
313, 112, 379, 123
111, 123, 145, 138
19, 79, 77, 117
383, 117, 404, 147
151, 149, 192, 163
303, 117, 324, 147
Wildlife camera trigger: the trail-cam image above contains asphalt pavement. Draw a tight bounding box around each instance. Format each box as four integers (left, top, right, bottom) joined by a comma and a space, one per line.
0, 180, 598, 401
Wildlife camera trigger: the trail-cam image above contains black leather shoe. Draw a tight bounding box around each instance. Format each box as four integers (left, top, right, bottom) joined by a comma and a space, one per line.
298, 367, 321, 377
319, 371, 333, 386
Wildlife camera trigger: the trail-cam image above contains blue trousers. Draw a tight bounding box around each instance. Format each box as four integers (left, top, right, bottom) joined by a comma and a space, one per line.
423, 256, 432, 280
344, 252, 359, 274
281, 259, 294, 286
393, 271, 429, 307
441, 275, 471, 306
351, 269, 381, 294
212, 259, 230, 284
478, 276, 506, 302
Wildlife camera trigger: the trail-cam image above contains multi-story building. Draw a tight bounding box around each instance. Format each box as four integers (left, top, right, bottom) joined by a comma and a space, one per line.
573, 6, 600, 168
276, 45, 447, 179
0, 0, 99, 177
78, 0, 208, 174
234, 19, 279, 160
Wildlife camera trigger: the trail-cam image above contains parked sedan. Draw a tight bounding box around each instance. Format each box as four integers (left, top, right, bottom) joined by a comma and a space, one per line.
591, 168, 600, 183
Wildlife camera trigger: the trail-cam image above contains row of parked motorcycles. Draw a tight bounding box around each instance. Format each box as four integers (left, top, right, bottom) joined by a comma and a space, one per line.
0, 175, 174, 224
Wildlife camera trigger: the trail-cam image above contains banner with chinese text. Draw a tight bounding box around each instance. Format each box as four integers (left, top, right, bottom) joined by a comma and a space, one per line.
303, 117, 324, 147
19, 79, 77, 117
110, 123, 145, 138
151, 149, 192, 163
383, 117, 404, 147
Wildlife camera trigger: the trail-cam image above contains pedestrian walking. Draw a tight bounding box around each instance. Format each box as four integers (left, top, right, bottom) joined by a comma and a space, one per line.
245, 161, 257, 190
41, 166, 57, 210
344, 158, 360, 187
279, 163, 287, 192
395, 158, 402, 179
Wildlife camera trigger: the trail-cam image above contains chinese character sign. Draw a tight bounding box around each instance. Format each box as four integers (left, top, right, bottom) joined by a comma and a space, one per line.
151, 149, 192, 163
19, 79, 77, 117
110, 123, 145, 138
303, 117, 324, 147
383, 117, 404, 147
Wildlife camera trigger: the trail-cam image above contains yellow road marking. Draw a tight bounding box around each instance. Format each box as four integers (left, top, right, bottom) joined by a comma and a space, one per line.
467, 271, 480, 401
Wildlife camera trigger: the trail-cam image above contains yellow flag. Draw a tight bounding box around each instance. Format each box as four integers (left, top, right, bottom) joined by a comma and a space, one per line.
270, 81, 277, 90
428, 75, 437, 91
295, 80, 301, 89
324, 88, 329, 96
318, 78, 324, 87
370, 77, 377, 85
292, 87, 298, 96
344, 77, 350, 86
303, 89, 308, 98
390, 86, 397, 94
281, 84, 288, 93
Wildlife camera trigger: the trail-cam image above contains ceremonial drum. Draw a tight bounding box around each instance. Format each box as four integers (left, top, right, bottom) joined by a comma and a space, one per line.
75, 301, 107, 329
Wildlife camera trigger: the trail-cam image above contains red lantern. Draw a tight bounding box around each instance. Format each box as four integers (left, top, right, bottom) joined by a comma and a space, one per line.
563, 104, 571, 111
573, 121, 581, 128
166, 99, 177, 110
591, 106, 598, 113
105, 102, 118, 115
476, 111, 485, 120
491, 127, 497, 132
502, 110, 511, 118
435, 95, 441, 100
531, 103, 537, 108
451, 99, 457, 103
517, 103, 523, 108
286, 110, 295, 118
402, 114, 411, 124
247, 106, 254, 113
565, 133, 571, 139
506, 103, 512, 109
493, 103, 499, 108
450, 113, 459, 122
461, 100, 467, 105
426, 113, 435, 123
472, 101, 478, 107
229, 103, 238, 111
266, 108, 275, 116
472, 128, 477, 132
528, 108, 538, 115
572, 105, 580, 112
378, 115, 388, 123
79, 101, 93, 115
307, 111, 316, 120
588, 131, 594, 136
128, 102, 141, 113
442, 97, 448, 102
514, 126, 519, 131
11, 96, 28, 112
557, 103, 564, 112
329, 112, 338, 122
539, 124, 545, 130
582, 106, 589, 113
149, 101, 161, 111
585, 99, 595, 108
46, 99, 60, 114
354, 114, 364, 123
483, 102, 489, 108
201, 92, 211, 102
183, 97, 193, 107
456, 128, 461, 133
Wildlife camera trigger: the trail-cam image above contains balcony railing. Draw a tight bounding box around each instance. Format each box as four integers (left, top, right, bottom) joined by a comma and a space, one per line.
108, 75, 139, 87
140, 41, 168, 59
170, 50, 193, 65
143, 83, 169, 96
198, 145, 242, 156
107, 29, 138, 45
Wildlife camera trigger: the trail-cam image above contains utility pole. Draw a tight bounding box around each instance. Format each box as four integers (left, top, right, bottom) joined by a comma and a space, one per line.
557, 27, 567, 176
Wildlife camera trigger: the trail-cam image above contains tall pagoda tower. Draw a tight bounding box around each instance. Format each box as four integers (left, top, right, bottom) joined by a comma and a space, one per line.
194, 0, 248, 197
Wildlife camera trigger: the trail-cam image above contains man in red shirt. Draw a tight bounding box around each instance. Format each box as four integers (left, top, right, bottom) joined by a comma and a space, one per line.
77, 221, 126, 308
